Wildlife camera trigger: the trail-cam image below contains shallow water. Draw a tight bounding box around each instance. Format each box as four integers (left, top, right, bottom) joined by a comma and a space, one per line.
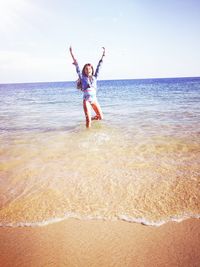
0, 78, 200, 226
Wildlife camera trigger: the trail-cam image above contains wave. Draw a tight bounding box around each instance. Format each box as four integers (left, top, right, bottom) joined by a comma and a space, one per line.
0, 212, 200, 228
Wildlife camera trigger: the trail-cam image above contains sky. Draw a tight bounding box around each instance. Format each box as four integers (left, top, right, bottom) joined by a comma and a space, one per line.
0, 0, 200, 83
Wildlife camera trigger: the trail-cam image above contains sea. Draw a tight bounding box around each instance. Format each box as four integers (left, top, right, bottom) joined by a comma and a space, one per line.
0, 77, 200, 227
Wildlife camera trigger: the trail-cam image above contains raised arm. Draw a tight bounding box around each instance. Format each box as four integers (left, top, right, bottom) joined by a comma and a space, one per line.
69, 46, 81, 78
95, 47, 105, 78
69, 46, 77, 65
100, 47, 105, 61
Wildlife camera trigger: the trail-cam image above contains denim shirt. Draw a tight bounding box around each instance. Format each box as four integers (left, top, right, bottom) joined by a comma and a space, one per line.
74, 59, 103, 93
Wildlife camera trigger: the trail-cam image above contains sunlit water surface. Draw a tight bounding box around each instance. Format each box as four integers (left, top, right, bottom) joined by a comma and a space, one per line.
0, 78, 199, 226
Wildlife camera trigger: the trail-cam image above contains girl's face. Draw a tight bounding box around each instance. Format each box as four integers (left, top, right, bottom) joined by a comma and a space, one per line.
84, 65, 93, 76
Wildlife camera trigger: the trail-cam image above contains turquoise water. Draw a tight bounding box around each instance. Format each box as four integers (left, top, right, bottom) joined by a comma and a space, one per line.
0, 78, 200, 226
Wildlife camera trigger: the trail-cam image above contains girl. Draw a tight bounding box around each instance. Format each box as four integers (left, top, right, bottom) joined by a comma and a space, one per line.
69, 46, 105, 128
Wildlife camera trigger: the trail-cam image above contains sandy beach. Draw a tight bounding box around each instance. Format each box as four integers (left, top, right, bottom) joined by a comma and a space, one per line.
0, 218, 200, 267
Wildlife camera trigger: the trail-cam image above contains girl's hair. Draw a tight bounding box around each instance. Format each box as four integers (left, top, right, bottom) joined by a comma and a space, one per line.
82, 63, 94, 76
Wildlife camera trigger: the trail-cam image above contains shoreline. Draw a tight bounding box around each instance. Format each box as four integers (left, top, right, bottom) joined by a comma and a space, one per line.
1, 212, 200, 228
0, 218, 200, 267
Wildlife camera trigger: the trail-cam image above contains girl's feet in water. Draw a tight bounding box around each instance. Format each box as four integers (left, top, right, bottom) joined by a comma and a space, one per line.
91, 115, 100, 120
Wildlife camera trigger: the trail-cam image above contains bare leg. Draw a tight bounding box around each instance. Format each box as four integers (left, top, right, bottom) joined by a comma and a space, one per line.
91, 101, 103, 120
83, 100, 92, 128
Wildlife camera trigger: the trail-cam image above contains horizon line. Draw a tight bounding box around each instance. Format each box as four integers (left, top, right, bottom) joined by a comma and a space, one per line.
0, 76, 200, 85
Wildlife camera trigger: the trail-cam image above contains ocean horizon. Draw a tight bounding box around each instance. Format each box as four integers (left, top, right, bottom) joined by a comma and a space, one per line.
1, 75, 200, 85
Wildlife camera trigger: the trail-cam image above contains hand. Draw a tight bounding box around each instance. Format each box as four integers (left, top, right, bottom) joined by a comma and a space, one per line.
100, 47, 105, 61
102, 47, 105, 57
69, 46, 73, 54
69, 46, 77, 64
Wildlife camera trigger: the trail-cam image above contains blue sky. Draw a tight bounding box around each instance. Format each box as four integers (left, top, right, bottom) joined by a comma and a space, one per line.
0, 0, 200, 83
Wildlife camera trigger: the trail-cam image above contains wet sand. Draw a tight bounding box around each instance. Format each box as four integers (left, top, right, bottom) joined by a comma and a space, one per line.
0, 218, 200, 267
